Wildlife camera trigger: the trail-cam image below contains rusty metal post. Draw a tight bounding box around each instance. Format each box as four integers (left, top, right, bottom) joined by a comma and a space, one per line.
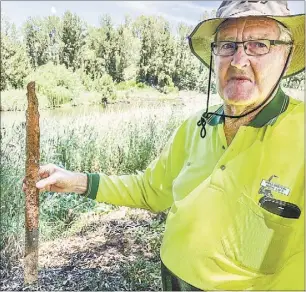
24, 81, 40, 284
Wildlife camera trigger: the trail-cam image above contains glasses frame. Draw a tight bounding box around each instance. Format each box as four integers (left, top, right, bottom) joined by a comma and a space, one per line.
211, 39, 293, 56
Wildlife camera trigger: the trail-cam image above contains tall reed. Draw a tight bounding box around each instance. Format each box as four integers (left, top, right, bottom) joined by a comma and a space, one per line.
0, 102, 191, 272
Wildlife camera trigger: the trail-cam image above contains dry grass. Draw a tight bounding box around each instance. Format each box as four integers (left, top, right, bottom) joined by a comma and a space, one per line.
1, 208, 166, 291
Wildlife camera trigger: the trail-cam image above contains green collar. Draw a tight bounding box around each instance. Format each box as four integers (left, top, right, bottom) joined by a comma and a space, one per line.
206, 87, 289, 128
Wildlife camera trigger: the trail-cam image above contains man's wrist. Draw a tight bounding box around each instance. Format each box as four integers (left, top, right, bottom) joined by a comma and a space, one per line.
73, 172, 88, 194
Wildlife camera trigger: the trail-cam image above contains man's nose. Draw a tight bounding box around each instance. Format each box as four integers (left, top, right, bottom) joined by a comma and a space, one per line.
230, 45, 250, 69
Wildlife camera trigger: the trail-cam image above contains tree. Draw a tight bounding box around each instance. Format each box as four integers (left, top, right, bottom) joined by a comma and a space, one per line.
44, 15, 63, 66
133, 16, 176, 88
23, 17, 50, 68
60, 11, 87, 71
199, 9, 217, 22
1, 14, 31, 90
172, 23, 201, 91
114, 16, 140, 82
22, 15, 63, 69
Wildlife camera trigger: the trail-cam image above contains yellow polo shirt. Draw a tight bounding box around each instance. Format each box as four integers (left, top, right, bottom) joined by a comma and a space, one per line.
85, 88, 304, 290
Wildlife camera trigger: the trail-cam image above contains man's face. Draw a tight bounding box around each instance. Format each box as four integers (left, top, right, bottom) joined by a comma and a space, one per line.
214, 17, 289, 106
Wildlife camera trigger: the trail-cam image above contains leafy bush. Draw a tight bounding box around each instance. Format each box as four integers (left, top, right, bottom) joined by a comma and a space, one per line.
156, 73, 179, 94
115, 80, 137, 91
92, 74, 117, 102
25, 62, 84, 108
43, 86, 74, 107
136, 82, 148, 89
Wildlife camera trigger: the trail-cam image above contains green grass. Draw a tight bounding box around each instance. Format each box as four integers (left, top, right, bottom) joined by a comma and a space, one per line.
1, 85, 303, 276
0, 102, 189, 271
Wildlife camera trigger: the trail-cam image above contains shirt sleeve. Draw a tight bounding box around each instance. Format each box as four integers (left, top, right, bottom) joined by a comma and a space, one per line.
83, 123, 187, 213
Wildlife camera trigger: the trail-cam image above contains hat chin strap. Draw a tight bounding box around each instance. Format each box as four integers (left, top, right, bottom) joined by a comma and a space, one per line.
197, 45, 294, 138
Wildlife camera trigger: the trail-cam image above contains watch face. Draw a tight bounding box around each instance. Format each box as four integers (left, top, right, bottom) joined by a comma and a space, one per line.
259, 196, 301, 219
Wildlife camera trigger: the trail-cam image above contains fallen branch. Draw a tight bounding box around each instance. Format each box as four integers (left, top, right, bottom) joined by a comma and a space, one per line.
24, 81, 40, 285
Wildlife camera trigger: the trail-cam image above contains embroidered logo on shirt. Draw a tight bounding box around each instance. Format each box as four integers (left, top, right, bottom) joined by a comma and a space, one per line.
258, 175, 290, 197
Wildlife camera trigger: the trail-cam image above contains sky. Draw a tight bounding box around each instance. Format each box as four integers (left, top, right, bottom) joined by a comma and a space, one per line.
1, 1, 305, 30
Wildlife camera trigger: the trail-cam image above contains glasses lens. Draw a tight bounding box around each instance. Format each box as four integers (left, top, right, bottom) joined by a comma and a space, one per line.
245, 40, 270, 55
213, 42, 236, 56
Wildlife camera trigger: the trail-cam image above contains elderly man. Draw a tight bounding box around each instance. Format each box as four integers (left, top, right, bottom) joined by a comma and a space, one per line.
23, 1, 304, 291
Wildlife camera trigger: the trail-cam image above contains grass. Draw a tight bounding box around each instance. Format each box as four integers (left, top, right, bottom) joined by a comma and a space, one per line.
0, 85, 303, 289
0, 85, 180, 111
0, 208, 167, 291
0, 101, 193, 276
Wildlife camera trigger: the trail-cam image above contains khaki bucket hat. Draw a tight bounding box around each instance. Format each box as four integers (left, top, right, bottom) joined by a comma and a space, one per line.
188, 1, 305, 78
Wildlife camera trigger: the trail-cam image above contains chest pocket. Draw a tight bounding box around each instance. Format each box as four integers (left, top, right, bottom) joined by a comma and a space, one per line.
221, 192, 299, 274
220, 118, 304, 274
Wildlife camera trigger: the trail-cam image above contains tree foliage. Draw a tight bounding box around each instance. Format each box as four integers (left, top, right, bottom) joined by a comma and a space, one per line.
1, 13, 31, 90
61, 11, 87, 71
1, 11, 304, 93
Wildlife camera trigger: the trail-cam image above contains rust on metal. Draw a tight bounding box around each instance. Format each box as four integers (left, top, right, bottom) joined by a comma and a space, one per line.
24, 81, 40, 284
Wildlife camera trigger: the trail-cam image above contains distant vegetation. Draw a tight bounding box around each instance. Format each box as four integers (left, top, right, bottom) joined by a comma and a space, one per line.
1, 11, 304, 110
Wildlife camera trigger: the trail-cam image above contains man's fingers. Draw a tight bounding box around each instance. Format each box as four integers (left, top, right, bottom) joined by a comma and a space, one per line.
22, 183, 27, 192
38, 164, 57, 177
36, 176, 57, 189
22, 164, 61, 193
23, 164, 56, 184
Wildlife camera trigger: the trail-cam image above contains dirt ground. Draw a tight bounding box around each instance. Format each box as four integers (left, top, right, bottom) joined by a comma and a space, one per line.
0, 208, 166, 291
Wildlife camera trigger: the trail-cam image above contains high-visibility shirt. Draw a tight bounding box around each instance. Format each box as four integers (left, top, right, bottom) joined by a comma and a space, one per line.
85, 88, 304, 290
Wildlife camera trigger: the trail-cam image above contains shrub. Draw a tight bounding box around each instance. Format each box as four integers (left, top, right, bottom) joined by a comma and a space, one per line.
157, 73, 178, 94
24, 62, 84, 108
136, 82, 148, 89
115, 80, 137, 91
92, 74, 117, 102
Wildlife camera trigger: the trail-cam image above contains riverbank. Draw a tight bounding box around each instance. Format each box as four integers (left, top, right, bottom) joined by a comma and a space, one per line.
1, 85, 302, 113
0, 86, 194, 112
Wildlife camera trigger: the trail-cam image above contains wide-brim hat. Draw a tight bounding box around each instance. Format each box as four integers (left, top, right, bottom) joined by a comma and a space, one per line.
188, 1, 305, 78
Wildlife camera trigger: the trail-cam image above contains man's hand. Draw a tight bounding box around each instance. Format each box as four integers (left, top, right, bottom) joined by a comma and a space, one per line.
22, 164, 88, 195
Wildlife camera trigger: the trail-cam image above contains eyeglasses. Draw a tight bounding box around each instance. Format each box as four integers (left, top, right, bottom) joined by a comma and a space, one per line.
211, 39, 293, 56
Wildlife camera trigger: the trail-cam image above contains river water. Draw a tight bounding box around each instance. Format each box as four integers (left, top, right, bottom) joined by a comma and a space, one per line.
1, 99, 184, 128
